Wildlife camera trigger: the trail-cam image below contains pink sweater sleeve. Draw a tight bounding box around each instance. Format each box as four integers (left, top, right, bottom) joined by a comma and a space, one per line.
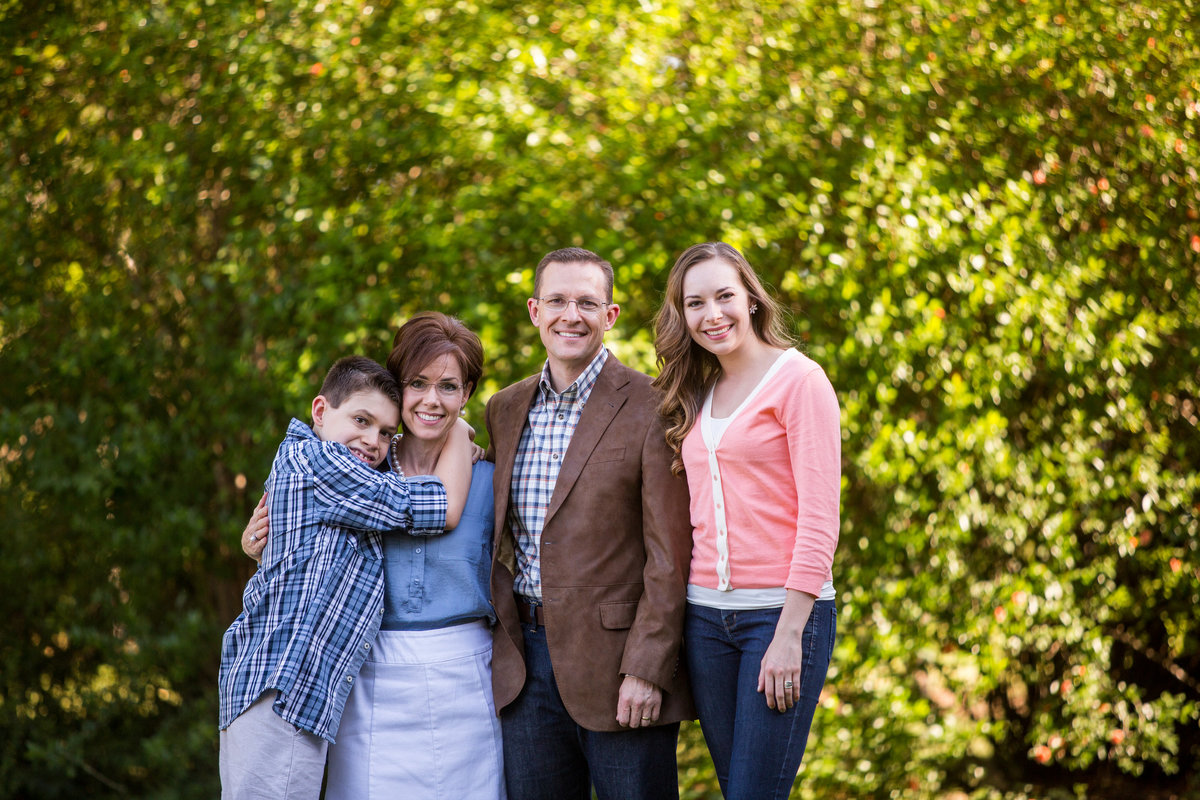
782, 364, 841, 595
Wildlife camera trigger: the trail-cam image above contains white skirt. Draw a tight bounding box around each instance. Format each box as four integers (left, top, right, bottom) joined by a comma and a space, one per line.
325, 621, 505, 800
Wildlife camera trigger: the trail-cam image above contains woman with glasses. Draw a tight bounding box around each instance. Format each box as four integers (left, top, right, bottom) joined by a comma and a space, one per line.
242, 312, 504, 799
653, 243, 839, 800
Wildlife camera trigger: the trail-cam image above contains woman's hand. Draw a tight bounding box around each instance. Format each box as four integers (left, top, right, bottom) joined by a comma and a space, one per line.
242, 493, 269, 563
757, 589, 816, 712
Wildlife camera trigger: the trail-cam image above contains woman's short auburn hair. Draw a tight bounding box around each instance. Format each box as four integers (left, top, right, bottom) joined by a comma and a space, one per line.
386, 312, 484, 399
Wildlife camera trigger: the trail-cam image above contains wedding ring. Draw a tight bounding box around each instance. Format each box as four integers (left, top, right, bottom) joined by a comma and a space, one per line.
250, 535, 258, 542
783, 680, 794, 688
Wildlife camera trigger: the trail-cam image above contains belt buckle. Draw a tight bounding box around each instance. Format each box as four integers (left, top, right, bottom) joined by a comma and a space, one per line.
519, 596, 542, 631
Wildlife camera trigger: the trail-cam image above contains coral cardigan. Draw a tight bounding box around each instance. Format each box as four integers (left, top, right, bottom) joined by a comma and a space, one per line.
681, 349, 841, 597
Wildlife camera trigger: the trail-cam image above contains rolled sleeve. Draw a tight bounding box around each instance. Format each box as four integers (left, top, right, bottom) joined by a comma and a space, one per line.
784, 367, 841, 595
305, 442, 447, 535
405, 475, 448, 535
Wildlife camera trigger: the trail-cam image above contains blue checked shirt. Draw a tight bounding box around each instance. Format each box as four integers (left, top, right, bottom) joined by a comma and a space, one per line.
509, 348, 608, 599
218, 418, 447, 742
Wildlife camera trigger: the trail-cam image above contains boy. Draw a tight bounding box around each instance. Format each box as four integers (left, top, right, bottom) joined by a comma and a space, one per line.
218, 355, 471, 799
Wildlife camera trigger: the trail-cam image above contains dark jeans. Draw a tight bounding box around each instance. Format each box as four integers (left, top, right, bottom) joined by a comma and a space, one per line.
500, 622, 680, 800
685, 600, 836, 800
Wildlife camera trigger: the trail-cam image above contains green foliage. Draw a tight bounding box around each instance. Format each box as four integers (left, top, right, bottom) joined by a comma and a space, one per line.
2, 0, 1197, 797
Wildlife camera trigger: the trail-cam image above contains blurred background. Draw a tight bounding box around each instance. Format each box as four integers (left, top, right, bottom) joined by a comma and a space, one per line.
2, 0, 1197, 797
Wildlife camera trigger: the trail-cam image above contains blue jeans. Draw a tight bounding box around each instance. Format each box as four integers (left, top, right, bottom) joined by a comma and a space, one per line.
501, 623, 680, 800
685, 600, 836, 800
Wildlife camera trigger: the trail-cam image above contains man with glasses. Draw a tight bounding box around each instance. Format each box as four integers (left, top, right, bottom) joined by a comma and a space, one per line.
484, 247, 694, 799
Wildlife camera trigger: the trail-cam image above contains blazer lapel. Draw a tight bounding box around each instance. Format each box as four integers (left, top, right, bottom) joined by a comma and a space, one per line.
491, 375, 540, 528
543, 358, 630, 526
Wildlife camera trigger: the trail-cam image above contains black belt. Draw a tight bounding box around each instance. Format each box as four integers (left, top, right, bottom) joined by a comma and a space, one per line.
515, 596, 545, 627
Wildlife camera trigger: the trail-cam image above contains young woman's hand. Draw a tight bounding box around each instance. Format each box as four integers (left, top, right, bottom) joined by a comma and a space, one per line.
758, 627, 804, 712
757, 589, 816, 711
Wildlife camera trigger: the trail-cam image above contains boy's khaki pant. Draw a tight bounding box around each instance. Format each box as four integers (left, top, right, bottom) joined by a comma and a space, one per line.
219, 691, 327, 799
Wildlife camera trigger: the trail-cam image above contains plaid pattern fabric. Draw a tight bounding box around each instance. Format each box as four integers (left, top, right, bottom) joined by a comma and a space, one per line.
219, 418, 447, 742
509, 348, 608, 599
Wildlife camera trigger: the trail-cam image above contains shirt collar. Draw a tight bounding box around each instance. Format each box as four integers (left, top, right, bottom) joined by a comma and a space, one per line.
285, 417, 318, 442
537, 347, 608, 403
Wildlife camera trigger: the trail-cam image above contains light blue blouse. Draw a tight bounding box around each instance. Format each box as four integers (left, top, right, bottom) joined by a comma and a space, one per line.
381, 460, 496, 630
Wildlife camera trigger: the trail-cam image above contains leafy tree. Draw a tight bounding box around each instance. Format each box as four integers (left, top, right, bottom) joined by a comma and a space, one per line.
2, 0, 1196, 797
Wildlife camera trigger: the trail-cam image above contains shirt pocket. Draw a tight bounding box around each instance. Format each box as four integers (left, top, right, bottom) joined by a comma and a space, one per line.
430, 522, 489, 563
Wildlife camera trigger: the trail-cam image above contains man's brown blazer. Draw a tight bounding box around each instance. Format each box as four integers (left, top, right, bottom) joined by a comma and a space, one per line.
484, 354, 694, 732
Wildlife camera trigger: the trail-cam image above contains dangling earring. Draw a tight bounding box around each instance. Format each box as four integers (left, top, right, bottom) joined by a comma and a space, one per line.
459, 406, 467, 417
749, 303, 758, 315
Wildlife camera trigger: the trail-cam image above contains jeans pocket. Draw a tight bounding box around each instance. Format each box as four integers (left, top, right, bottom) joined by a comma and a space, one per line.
827, 603, 838, 657
801, 602, 836, 682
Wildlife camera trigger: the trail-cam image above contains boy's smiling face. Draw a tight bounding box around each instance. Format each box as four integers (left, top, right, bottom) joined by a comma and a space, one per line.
311, 389, 400, 468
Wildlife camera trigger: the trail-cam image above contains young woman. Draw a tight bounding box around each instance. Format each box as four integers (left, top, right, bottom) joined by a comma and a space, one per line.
653, 242, 839, 800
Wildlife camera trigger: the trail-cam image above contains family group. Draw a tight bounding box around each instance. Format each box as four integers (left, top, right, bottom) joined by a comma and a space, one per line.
218, 242, 840, 800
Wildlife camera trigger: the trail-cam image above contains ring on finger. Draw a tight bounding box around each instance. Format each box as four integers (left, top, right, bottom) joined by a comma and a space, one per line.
783, 680, 794, 689
250, 535, 258, 542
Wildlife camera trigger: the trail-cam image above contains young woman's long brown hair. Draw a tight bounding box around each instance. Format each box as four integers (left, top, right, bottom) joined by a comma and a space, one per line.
652, 242, 793, 475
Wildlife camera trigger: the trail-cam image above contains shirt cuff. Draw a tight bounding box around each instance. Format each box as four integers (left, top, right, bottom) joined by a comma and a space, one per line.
406, 475, 448, 534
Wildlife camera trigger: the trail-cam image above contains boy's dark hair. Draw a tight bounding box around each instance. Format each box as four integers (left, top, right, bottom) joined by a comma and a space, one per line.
319, 356, 401, 409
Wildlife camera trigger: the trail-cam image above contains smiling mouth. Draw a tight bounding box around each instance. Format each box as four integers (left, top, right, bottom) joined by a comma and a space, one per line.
349, 448, 374, 464
554, 329, 586, 338
703, 324, 733, 338
414, 411, 444, 423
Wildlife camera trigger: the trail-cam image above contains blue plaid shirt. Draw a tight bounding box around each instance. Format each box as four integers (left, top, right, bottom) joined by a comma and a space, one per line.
218, 418, 447, 742
509, 348, 608, 599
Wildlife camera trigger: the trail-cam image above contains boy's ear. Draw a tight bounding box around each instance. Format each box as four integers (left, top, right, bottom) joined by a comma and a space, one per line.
311, 395, 329, 430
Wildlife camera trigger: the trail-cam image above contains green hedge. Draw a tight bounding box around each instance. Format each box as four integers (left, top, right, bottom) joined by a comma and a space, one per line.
2, 1, 1197, 797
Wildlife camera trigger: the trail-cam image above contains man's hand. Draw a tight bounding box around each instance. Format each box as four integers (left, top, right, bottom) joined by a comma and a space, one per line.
615, 675, 662, 729
241, 493, 269, 562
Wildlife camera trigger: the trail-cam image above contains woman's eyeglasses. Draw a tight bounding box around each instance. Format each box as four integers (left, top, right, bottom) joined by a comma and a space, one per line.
404, 379, 464, 396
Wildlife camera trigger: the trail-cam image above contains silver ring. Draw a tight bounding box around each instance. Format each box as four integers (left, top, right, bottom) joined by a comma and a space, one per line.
783, 680, 794, 689
250, 534, 258, 542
